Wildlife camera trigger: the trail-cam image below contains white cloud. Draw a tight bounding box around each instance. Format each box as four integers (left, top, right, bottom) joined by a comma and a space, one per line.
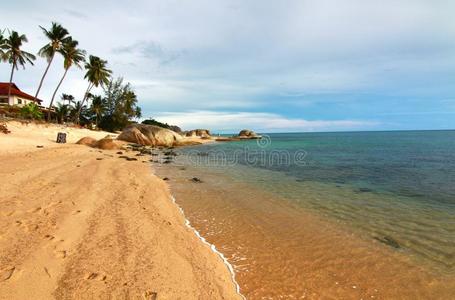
154, 110, 379, 133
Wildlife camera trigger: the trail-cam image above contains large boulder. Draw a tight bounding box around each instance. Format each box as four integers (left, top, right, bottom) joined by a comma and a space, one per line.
95, 138, 123, 150
238, 129, 261, 139
117, 124, 183, 147
185, 129, 211, 138
76, 136, 97, 147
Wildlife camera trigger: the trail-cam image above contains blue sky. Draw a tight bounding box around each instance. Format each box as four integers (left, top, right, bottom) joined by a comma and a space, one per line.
1, 0, 454, 133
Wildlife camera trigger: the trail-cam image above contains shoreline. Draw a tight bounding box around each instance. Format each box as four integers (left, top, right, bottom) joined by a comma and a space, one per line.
156, 152, 455, 299
0, 122, 242, 299
170, 195, 245, 299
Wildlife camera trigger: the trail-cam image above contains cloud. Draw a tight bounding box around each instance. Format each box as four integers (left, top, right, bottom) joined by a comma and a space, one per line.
154, 111, 379, 133
64, 9, 88, 20
0, 0, 454, 131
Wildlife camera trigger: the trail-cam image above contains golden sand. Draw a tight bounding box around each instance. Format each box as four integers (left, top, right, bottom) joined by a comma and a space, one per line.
0, 121, 241, 299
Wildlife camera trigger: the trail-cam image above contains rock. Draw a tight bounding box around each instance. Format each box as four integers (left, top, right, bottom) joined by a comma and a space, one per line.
374, 236, 401, 249
117, 124, 183, 147
185, 129, 211, 138
76, 137, 97, 147
238, 129, 261, 139
95, 138, 123, 150
190, 177, 202, 183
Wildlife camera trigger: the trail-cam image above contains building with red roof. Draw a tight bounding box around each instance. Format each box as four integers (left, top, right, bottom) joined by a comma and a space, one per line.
0, 82, 43, 107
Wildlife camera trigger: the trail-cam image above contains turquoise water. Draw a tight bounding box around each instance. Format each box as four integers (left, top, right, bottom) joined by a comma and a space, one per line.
179, 131, 455, 273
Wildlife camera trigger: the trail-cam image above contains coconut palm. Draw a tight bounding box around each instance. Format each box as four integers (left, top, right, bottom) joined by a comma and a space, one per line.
47, 38, 86, 120
89, 95, 105, 128
70, 100, 87, 123
0, 29, 7, 61
54, 102, 70, 123
34, 22, 70, 103
76, 55, 112, 123
61, 93, 75, 106
3, 31, 36, 100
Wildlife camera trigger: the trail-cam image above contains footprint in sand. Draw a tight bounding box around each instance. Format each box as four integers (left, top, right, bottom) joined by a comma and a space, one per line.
54, 250, 67, 259
143, 291, 158, 300
0, 267, 15, 282
85, 272, 107, 281
44, 234, 55, 240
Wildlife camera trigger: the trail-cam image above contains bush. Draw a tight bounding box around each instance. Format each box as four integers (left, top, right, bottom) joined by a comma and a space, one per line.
20, 103, 43, 120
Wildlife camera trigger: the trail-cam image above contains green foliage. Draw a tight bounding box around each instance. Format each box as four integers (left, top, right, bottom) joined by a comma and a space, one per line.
38, 22, 70, 61
97, 77, 142, 131
20, 103, 43, 120
54, 102, 70, 123
3, 30, 36, 70
0, 29, 6, 61
142, 119, 172, 129
84, 55, 112, 88
59, 37, 85, 71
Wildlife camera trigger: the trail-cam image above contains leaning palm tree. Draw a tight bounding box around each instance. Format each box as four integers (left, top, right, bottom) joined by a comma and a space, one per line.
76, 55, 112, 123
34, 22, 69, 103
47, 38, 86, 120
3, 31, 36, 100
0, 29, 7, 61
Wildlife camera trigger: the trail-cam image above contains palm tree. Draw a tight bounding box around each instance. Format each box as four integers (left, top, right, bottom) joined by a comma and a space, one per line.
0, 29, 7, 61
34, 22, 69, 103
60, 93, 75, 106
89, 95, 105, 128
3, 31, 36, 101
70, 100, 86, 123
54, 102, 70, 123
76, 55, 112, 123
47, 38, 86, 120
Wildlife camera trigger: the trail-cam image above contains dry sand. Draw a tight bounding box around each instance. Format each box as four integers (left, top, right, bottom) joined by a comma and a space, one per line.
0, 121, 241, 299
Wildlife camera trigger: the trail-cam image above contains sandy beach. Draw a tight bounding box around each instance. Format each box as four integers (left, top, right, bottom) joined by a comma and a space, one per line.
0, 121, 241, 299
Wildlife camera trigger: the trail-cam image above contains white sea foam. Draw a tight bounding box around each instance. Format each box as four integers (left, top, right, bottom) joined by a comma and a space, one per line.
170, 196, 246, 299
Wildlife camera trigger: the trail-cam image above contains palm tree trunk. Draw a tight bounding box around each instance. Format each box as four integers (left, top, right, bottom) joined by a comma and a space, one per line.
76, 82, 93, 124
47, 68, 68, 121
34, 54, 54, 103
8, 62, 15, 104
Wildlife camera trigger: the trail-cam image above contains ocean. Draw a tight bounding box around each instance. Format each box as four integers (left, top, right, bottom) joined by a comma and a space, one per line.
156, 130, 455, 298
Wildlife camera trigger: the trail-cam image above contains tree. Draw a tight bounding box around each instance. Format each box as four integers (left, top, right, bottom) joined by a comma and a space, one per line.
34, 22, 69, 103
61, 93, 75, 106
89, 94, 105, 128
47, 38, 85, 120
0, 29, 6, 61
70, 100, 88, 124
3, 31, 36, 101
98, 77, 142, 131
54, 102, 70, 123
77, 55, 112, 123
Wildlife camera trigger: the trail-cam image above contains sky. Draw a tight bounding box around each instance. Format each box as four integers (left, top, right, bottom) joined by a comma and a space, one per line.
1, 0, 455, 133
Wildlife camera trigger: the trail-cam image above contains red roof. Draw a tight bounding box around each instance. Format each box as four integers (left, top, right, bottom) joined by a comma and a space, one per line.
0, 82, 43, 104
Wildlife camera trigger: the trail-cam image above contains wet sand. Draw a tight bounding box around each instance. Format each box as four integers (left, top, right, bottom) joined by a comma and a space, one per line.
0, 122, 241, 299
156, 161, 455, 299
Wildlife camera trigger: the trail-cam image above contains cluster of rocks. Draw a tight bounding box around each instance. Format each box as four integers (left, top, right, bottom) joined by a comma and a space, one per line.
76, 124, 263, 151
183, 129, 211, 139
238, 129, 261, 139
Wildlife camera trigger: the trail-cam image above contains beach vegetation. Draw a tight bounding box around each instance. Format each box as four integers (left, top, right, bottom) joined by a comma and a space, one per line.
76, 55, 112, 123
35, 22, 70, 105
2, 30, 36, 101
48, 37, 86, 120
20, 102, 43, 120
1, 24, 143, 131
96, 77, 141, 132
